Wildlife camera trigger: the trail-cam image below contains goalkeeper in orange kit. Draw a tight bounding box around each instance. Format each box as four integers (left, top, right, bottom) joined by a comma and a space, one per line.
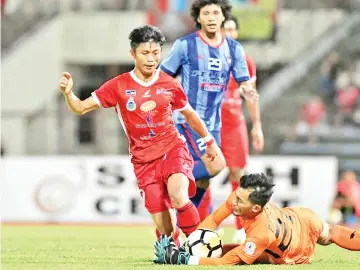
154, 173, 360, 265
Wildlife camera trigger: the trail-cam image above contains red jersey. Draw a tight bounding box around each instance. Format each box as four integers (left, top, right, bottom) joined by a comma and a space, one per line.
92, 69, 189, 163
222, 54, 257, 124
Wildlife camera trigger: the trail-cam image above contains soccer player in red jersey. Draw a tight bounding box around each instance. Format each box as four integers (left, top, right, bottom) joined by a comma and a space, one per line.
59, 25, 218, 246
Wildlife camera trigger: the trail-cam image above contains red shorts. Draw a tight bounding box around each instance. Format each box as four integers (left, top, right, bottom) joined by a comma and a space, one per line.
133, 141, 196, 214
221, 118, 249, 168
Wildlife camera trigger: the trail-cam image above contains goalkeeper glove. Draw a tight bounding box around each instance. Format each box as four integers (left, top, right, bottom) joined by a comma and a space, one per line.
154, 235, 191, 265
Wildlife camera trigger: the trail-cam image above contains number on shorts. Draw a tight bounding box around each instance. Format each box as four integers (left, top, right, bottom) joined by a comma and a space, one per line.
196, 138, 206, 151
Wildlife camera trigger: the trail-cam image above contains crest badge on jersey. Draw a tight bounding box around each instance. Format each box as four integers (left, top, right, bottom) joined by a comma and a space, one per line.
244, 242, 256, 256
140, 100, 157, 112
126, 97, 136, 111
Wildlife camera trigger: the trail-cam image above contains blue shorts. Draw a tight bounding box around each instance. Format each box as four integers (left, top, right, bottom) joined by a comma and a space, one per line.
176, 123, 220, 180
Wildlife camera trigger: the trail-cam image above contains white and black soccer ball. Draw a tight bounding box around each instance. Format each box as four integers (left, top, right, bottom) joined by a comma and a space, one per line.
186, 229, 223, 258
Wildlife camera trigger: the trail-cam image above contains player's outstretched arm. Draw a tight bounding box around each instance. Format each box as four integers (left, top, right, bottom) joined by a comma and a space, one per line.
198, 245, 245, 265
238, 81, 259, 103
154, 236, 244, 266
59, 72, 99, 115
244, 82, 264, 152
198, 202, 232, 231
180, 106, 225, 163
180, 106, 208, 138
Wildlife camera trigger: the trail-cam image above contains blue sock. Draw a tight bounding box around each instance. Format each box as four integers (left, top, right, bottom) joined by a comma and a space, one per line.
190, 187, 207, 208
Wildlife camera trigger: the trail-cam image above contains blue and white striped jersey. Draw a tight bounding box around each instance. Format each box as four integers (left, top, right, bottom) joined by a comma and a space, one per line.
160, 31, 249, 131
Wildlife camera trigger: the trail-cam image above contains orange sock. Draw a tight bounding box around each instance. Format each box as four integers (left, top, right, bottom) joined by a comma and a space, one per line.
331, 225, 360, 251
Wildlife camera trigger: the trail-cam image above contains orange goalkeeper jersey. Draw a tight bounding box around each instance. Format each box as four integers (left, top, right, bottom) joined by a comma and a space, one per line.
199, 192, 324, 265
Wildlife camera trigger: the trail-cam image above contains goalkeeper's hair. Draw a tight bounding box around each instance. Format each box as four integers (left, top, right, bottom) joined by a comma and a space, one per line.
240, 173, 275, 208
190, 0, 232, 29
128, 25, 166, 51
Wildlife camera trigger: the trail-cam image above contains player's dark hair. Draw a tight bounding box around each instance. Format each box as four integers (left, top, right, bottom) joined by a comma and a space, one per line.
190, 0, 232, 29
240, 173, 275, 208
128, 25, 166, 51
227, 15, 239, 30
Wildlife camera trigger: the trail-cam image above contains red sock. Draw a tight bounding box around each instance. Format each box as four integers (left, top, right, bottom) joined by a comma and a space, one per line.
231, 180, 239, 192
231, 180, 242, 229
198, 188, 212, 222
331, 225, 360, 251
155, 226, 181, 247
177, 201, 200, 237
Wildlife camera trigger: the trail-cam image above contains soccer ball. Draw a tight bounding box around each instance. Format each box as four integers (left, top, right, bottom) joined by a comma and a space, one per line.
186, 229, 223, 258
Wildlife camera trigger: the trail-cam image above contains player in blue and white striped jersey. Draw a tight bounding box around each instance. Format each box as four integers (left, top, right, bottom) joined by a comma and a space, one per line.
160, 0, 259, 212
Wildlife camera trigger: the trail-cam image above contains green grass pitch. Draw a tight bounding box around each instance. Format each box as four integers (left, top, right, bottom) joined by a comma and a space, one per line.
2, 225, 360, 270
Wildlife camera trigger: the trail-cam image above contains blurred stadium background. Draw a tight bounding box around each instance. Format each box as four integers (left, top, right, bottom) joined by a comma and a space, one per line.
1, 0, 360, 229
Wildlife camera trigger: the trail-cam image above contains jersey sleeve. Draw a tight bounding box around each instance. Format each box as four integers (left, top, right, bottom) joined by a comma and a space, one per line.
170, 81, 189, 111
235, 236, 269, 264
246, 54, 257, 83
91, 78, 118, 108
160, 39, 184, 76
199, 246, 242, 265
199, 235, 268, 266
231, 43, 250, 83
198, 192, 234, 231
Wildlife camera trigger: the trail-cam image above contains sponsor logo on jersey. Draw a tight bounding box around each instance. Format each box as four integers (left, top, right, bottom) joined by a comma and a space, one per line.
126, 97, 136, 111
140, 100, 157, 112
156, 88, 172, 95
142, 89, 151, 98
135, 122, 165, 128
125, 90, 136, 96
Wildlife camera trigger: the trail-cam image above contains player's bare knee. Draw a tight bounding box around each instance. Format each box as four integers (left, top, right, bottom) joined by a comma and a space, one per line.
167, 178, 188, 208
229, 168, 245, 183
317, 223, 332, 246
207, 163, 224, 176
167, 173, 189, 208
169, 192, 188, 208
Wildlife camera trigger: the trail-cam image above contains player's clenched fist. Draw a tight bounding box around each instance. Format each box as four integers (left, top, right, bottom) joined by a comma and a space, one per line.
59, 72, 73, 94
